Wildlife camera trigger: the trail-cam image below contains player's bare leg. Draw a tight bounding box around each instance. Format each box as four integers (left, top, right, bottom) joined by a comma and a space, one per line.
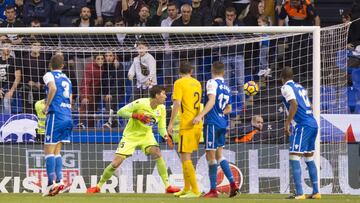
178, 152, 201, 198
87, 154, 125, 193
216, 147, 239, 198
304, 152, 321, 199
203, 150, 218, 198
147, 146, 180, 193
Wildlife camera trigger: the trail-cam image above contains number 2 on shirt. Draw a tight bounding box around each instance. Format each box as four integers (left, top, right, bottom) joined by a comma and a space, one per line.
194, 92, 200, 111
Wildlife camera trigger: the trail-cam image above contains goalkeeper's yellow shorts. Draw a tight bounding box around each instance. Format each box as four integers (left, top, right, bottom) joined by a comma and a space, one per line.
178, 128, 202, 153
115, 134, 159, 157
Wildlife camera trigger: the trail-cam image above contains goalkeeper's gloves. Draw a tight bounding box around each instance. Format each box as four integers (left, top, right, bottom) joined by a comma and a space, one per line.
132, 113, 151, 124
164, 134, 174, 149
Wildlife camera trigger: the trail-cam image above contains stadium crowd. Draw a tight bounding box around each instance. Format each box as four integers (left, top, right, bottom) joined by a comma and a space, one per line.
0, 0, 359, 141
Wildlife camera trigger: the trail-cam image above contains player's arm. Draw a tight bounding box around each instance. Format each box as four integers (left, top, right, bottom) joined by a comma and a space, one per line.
69, 94, 73, 108
6, 69, 21, 99
117, 101, 137, 118
223, 104, 232, 115
193, 94, 215, 124
158, 105, 174, 148
168, 81, 182, 135
168, 99, 180, 135
193, 79, 216, 124
158, 105, 167, 138
281, 85, 297, 136
117, 100, 151, 123
43, 72, 57, 114
286, 99, 298, 124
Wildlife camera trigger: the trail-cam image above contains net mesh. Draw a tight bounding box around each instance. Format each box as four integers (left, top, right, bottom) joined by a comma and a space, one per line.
0, 24, 349, 194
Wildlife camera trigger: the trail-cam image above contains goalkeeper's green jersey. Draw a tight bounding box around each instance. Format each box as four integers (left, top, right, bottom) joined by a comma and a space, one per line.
117, 98, 167, 137
35, 99, 46, 135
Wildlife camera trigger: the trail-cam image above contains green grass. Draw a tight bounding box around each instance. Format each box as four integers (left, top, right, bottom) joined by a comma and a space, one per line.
0, 193, 359, 203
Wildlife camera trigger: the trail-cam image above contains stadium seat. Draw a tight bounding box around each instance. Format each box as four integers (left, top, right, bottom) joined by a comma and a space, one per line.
336, 50, 348, 70
351, 69, 360, 89
348, 86, 358, 113
320, 86, 336, 112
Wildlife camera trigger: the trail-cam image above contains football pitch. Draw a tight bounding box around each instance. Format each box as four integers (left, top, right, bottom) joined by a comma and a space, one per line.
0, 194, 359, 203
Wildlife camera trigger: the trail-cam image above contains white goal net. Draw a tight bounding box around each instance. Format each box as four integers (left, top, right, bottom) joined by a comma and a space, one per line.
0, 24, 350, 194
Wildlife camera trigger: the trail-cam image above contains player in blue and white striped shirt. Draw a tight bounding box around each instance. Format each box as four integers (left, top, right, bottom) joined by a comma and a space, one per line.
193, 61, 239, 198
280, 67, 320, 200
42, 54, 73, 197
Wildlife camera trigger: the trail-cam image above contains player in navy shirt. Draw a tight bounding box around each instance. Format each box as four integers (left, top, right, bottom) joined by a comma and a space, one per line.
193, 61, 239, 198
42, 54, 73, 197
280, 67, 320, 199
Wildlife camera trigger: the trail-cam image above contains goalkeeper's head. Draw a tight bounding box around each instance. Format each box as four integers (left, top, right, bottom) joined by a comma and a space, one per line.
211, 61, 225, 77
149, 85, 167, 105
280, 66, 293, 84
50, 54, 64, 71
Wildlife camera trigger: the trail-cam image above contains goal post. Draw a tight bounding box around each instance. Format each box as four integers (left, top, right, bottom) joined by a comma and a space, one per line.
0, 25, 349, 194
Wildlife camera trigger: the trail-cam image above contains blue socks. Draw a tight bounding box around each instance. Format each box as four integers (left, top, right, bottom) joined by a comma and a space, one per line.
220, 159, 234, 184
208, 161, 218, 190
306, 160, 319, 194
55, 155, 63, 183
290, 159, 303, 195
45, 154, 55, 186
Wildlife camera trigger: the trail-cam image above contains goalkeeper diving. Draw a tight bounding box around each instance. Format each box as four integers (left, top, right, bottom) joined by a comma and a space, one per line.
87, 85, 180, 193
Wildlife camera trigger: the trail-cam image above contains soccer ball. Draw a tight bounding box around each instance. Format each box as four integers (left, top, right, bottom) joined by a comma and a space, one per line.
243, 81, 259, 96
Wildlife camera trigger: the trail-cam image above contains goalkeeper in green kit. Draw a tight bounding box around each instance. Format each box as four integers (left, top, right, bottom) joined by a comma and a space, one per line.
87, 86, 180, 194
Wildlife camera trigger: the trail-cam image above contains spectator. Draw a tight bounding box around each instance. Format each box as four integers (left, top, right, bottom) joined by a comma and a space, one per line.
79, 53, 104, 128
203, 0, 232, 25
0, 5, 24, 45
232, 0, 249, 16
171, 4, 201, 26
128, 40, 157, 99
23, 18, 59, 47
257, 15, 271, 78
69, 6, 96, 92
344, 10, 360, 50
278, 0, 320, 26
238, 0, 265, 26
191, 0, 212, 26
161, 2, 178, 29
161, 2, 179, 85
343, 10, 360, 68
0, 0, 15, 23
103, 17, 127, 46
0, 43, 21, 114
18, 40, 47, 113
14, 0, 23, 21
54, 0, 87, 27
115, 0, 145, 27
121, 4, 163, 47
278, 0, 320, 77
23, 0, 54, 26
101, 51, 126, 128
95, 0, 118, 25
73, 6, 95, 26
103, 19, 113, 26
34, 98, 45, 142
171, 4, 201, 77
149, 0, 168, 21
234, 115, 264, 143
222, 6, 243, 26
219, 7, 245, 91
